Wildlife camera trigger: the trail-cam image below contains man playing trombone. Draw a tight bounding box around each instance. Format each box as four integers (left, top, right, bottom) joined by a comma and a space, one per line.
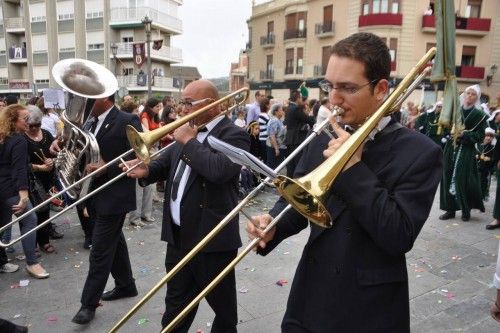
123, 79, 250, 332
247, 33, 443, 332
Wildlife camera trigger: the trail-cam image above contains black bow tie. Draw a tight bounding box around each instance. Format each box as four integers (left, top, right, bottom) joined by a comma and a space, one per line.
198, 127, 208, 132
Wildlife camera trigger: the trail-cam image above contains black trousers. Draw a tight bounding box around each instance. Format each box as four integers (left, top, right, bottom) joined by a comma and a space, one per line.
35, 210, 51, 247
162, 244, 238, 333
77, 205, 95, 240
286, 144, 303, 178
80, 213, 135, 308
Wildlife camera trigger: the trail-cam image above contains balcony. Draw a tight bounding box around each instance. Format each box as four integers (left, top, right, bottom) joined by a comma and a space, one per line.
8, 80, 31, 92
315, 21, 334, 38
260, 70, 274, 81
284, 29, 306, 40
422, 15, 491, 36
260, 34, 275, 48
5, 17, 25, 33
358, 13, 402, 28
116, 75, 176, 92
314, 65, 326, 77
109, 7, 182, 35
8, 47, 27, 63
284, 66, 294, 75
455, 65, 485, 80
111, 42, 182, 63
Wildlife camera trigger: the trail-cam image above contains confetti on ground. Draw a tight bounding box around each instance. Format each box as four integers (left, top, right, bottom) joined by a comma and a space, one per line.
451, 256, 462, 261
10, 283, 20, 289
438, 300, 442, 304
276, 279, 288, 286
74, 264, 81, 268
416, 275, 422, 278
15, 255, 26, 260
283, 252, 290, 255
414, 268, 425, 273
207, 322, 212, 327
138, 318, 149, 325
19, 279, 29, 287
196, 329, 204, 333
138, 240, 145, 245
238, 287, 248, 293
64, 256, 68, 260
452, 223, 459, 226
446, 292, 455, 300
13, 314, 21, 319
139, 267, 149, 274
440, 270, 447, 274
47, 316, 58, 323
441, 289, 448, 293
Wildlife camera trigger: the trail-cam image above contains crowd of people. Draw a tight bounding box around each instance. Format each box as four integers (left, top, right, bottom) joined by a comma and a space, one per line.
1, 31, 499, 332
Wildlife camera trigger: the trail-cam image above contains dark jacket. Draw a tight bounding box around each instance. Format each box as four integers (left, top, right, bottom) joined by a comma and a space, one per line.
144, 117, 250, 252
259, 124, 442, 332
88, 106, 142, 215
0, 134, 29, 201
285, 102, 315, 146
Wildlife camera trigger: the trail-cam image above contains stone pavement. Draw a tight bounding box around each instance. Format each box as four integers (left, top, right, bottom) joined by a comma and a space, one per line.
1, 185, 500, 333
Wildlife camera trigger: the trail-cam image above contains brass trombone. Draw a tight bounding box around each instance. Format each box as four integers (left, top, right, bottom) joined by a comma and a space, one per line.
0, 88, 249, 248
111, 47, 436, 333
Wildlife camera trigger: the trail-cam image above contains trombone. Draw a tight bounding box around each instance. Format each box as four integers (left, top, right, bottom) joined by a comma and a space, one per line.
111, 47, 436, 333
0, 88, 249, 248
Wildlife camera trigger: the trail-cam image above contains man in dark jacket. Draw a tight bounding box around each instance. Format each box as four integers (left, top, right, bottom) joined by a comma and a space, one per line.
123, 79, 250, 332
247, 32, 442, 332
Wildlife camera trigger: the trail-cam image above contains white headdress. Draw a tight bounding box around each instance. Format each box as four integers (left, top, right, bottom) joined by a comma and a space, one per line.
459, 84, 481, 109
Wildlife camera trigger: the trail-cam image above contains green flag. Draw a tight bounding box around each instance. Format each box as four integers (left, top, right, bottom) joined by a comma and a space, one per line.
431, 0, 461, 132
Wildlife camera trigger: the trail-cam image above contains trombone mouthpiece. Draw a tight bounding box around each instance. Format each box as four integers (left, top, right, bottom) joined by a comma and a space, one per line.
332, 106, 345, 116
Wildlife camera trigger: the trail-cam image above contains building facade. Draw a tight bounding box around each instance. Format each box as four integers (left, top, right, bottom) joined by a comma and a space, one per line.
246, 0, 499, 105
229, 49, 248, 92
0, 0, 184, 100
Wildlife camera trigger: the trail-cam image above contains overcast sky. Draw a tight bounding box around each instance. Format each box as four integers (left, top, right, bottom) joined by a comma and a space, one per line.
172, 0, 255, 79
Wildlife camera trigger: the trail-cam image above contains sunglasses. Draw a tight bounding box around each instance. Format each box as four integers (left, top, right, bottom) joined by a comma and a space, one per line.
29, 123, 42, 128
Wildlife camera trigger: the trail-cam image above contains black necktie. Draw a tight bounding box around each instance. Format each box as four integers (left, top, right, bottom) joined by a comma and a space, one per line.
171, 161, 187, 201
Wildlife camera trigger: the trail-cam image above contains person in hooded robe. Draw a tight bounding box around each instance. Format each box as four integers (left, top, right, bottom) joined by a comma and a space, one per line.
416, 101, 449, 149
439, 84, 488, 222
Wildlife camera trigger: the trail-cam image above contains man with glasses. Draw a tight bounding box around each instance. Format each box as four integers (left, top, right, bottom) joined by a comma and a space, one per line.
122, 79, 250, 332
247, 32, 442, 332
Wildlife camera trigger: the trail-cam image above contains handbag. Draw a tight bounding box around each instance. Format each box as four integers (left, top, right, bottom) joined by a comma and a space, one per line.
28, 171, 50, 213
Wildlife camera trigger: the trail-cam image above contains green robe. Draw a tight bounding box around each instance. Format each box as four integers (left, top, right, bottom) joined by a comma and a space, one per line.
440, 106, 487, 214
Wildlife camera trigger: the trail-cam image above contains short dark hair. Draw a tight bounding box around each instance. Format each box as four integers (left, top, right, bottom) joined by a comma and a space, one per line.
255, 91, 261, 98
259, 98, 270, 113
289, 90, 301, 102
331, 32, 391, 90
5, 94, 18, 105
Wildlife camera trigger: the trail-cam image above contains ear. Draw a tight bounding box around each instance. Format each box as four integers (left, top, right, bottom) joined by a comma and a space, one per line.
374, 79, 389, 101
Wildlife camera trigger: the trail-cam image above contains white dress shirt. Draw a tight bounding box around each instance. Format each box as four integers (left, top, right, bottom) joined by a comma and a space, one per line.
93, 107, 113, 135
170, 116, 224, 225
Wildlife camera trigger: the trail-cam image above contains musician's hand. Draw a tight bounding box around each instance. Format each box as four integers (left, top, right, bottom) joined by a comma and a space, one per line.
49, 139, 61, 155
86, 159, 106, 176
120, 158, 149, 178
44, 158, 54, 170
173, 124, 197, 145
245, 214, 275, 251
323, 115, 364, 171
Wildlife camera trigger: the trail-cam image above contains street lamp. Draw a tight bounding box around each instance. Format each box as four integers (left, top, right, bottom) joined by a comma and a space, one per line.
110, 43, 118, 75
142, 15, 152, 99
486, 64, 497, 87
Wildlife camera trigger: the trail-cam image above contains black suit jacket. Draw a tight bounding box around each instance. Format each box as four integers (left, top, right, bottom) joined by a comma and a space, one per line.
260, 125, 442, 332
88, 106, 141, 215
284, 102, 315, 146
144, 117, 250, 252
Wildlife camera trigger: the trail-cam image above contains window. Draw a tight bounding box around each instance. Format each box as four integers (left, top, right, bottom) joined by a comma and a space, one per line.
31, 16, 46, 22
285, 48, 294, 74
461, 46, 476, 66
35, 79, 49, 84
58, 13, 74, 21
361, 0, 400, 14
123, 67, 133, 75
122, 37, 134, 43
389, 38, 397, 63
0, 77, 8, 84
266, 54, 273, 78
322, 46, 330, 75
296, 48, 303, 74
86, 11, 103, 19
88, 43, 104, 50
465, 0, 481, 18
60, 47, 75, 52
267, 21, 274, 35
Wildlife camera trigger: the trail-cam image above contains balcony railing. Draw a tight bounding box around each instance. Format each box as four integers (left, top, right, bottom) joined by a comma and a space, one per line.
314, 65, 326, 77
358, 13, 403, 27
315, 21, 334, 36
456, 65, 485, 80
117, 75, 176, 90
8, 47, 27, 62
260, 70, 274, 81
285, 66, 294, 75
113, 42, 182, 63
284, 29, 307, 40
260, 34, 275, 47
5, 17, 25, 31
422, 15, 491, 35
296, 66, 303, 75
109, 7, 182, 34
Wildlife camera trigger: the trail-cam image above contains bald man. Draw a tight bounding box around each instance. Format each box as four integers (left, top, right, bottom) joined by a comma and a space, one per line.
123, 79, 250, 332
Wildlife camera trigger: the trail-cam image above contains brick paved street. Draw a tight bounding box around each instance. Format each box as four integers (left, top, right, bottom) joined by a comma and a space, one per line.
1, 184, 499, 332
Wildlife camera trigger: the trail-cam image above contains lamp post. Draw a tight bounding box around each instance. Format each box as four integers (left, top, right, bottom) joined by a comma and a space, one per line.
486, 64, 497, 87
110, 43, 118, 75
142, 15, 152, 99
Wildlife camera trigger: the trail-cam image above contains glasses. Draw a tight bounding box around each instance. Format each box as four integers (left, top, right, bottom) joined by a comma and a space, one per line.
179, 98, 210, 108
319, 79, 379, 95
29, 123, 41, 128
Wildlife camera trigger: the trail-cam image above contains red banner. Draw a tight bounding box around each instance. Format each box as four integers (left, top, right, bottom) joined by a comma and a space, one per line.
132, 42, 146, 68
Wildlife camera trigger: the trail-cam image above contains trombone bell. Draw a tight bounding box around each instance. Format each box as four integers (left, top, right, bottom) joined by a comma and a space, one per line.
126, 126, 151, 164
276, 175, 332, 227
